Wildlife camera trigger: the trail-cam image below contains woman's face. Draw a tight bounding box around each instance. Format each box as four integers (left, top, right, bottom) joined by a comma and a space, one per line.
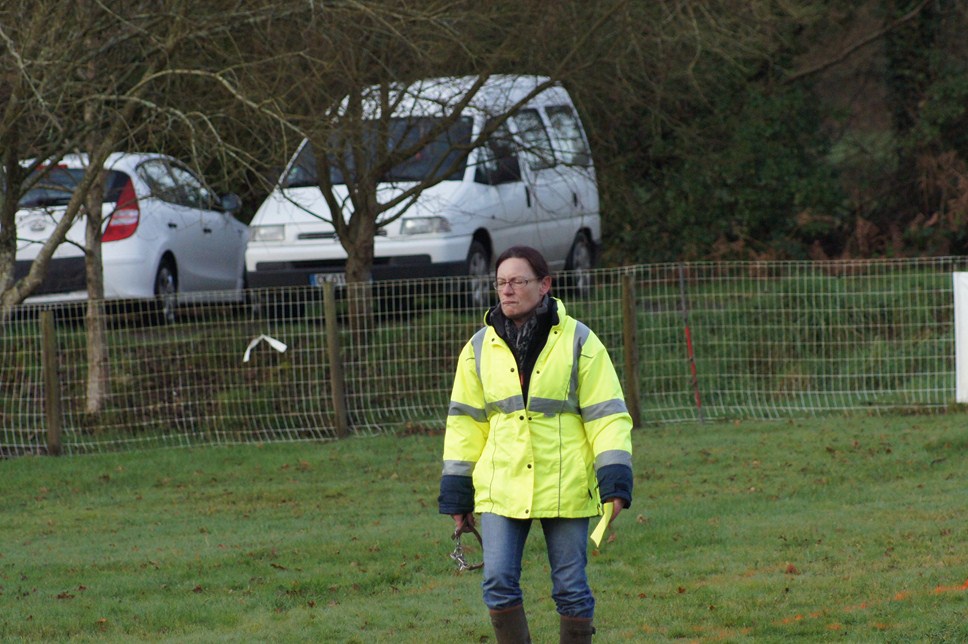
496, 257, 552, 323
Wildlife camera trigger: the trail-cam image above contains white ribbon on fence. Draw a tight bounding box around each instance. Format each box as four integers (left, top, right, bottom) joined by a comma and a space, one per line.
243, 334, 288, 363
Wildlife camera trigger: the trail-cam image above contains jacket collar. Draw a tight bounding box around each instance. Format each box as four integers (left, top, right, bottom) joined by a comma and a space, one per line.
485, 295, 563, 333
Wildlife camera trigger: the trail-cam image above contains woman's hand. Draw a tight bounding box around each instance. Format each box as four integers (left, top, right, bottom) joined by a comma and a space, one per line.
452, 513, 475, 532
605, 498, 623, 525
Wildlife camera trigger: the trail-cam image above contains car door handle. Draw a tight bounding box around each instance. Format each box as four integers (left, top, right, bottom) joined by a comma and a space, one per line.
525, 186, 531, 208
203, 227, 213, 234
168, 222, 178, 229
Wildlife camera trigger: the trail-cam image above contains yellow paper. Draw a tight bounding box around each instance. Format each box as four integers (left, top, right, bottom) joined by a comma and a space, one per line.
590, 502, 613, 548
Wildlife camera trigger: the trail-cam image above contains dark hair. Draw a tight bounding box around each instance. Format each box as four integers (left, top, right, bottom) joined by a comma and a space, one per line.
495, 245, 550, 279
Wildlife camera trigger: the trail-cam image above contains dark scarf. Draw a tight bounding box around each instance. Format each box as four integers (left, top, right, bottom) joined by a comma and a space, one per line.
488, 295, 556, 400
503, 312, 539, 367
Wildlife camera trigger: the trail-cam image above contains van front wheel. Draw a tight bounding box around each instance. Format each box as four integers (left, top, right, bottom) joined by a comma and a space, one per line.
565, 233, 594, 298
465, 241, 491, 309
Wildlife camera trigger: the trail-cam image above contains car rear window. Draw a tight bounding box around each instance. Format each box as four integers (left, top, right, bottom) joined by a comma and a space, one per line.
18, 167, 129, 208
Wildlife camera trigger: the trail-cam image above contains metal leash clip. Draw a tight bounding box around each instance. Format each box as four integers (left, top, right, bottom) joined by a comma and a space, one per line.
450, 524, 484, 572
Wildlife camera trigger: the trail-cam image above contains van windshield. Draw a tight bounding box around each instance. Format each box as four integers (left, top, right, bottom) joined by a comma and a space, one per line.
283, 116, 473, 188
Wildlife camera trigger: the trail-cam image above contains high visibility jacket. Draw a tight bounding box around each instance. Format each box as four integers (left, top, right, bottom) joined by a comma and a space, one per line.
439, 298, 633, 520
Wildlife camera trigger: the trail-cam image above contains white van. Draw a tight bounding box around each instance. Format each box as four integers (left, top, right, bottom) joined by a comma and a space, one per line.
245, 75, 600, 304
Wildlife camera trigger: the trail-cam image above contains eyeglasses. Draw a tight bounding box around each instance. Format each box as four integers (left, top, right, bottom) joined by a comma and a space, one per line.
493, 277, 537, 291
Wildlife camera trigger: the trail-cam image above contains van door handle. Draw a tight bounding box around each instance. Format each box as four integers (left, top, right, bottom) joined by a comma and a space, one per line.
525, 187, 531, 208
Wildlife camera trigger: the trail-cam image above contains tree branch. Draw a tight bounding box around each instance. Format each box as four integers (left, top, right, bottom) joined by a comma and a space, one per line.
783, 0, 930, 85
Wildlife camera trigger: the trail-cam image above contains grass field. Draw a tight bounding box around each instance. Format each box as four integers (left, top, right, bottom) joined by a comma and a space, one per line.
2, 413, 966, 642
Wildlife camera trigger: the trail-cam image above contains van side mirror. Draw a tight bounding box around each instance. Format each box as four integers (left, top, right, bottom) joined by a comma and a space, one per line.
494, 155, 521, 184
476, 154, 521, 185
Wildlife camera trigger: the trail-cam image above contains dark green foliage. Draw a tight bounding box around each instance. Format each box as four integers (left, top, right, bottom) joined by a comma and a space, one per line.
594, 2, 968, 265
611, 84, 845, 262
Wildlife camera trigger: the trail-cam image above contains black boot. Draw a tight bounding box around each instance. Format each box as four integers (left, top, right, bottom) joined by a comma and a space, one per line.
559, 615, 595, 643
489, 604, 531, 643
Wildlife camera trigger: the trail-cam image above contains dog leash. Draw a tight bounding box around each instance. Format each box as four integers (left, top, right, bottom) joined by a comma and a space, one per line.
450, 523, 484, 572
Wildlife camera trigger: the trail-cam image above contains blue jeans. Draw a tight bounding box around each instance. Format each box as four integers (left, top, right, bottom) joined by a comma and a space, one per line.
480, 513, 594, 619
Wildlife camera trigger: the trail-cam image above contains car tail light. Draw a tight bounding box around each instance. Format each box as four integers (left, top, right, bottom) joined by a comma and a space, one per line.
102, 178, 140, 242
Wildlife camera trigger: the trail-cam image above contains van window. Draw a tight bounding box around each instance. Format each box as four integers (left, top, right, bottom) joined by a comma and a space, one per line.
546, 105, 592, 166
474, 120, 521, 185
512, 109, 556, 171
282, 116, 473, 188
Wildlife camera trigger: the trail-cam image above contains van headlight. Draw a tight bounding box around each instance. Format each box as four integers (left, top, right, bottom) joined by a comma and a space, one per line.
400, 216, 451, 235
251, 225, 285, 242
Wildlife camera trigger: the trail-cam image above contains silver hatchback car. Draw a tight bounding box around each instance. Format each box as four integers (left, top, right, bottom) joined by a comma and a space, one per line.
12, 152, 248, 320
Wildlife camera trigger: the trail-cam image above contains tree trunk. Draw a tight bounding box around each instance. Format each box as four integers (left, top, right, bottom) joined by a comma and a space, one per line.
83, 183, 109, 416
342, 188, 379, 335
82, 13, 109, 416
882, 0, 939, 247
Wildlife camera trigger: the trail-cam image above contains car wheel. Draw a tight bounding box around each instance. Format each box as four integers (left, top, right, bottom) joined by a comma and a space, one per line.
465, 241, 491, 309
152, 258, 178, 325
565, 233, 594, 298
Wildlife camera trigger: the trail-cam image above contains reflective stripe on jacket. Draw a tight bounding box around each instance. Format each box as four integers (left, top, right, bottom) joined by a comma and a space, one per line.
441, 298, 633, 519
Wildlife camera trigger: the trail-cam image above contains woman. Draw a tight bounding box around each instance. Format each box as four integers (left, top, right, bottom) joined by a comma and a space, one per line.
438, 246, 634, 643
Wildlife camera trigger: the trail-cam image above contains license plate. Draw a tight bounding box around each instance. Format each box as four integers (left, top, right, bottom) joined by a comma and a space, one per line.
309, 272, 346, 287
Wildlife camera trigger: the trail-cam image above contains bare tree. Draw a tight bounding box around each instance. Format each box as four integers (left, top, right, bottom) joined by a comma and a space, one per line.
0, 1, 296, 417
235, 1, 636, 323
0, 1, 96, 314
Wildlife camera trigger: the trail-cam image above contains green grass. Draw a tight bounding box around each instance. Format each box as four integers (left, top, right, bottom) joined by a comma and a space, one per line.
2, 413, 967, 642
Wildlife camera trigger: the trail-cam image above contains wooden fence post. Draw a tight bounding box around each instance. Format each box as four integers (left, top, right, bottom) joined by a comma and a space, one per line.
40, 310, 63, 456
621, 273, 642, 427
323, 283, 349, 438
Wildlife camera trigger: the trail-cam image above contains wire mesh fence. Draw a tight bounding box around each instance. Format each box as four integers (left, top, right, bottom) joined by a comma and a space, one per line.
2, 257, 966, 456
